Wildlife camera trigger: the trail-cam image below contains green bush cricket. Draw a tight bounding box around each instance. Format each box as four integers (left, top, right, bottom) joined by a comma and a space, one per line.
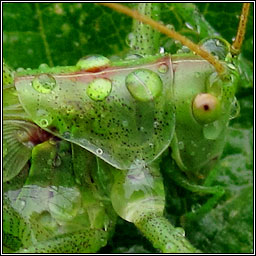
3, 3, 252, 253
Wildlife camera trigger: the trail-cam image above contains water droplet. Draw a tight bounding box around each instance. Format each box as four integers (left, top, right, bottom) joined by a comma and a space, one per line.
63, 131, 71, 139
16, 67, 25, 72
139, 126, 145, 132
75, 177, 81, 185
36, 109, 53, 128
53, 155, 61, 167
229, 97, 240, 120
203, 120, 223, 140
191, 203, 201, 213
178, 141, 184, 150
166, 24, 175, 30
126, 32, 136, 48
149, 143, 154, 148
174, 227, 185, 237
227, 63, 236, 70
49, 138, 57, 145
96, 148, 103, 155
165, 243, 176, 252
76, 55, 110, 71
40, 119, 49, 127
19, 199, 26, 209
47, 159, 53, 166
125, 53, 143, 60
87, 78, 112, 101
38, 63, 49, 69
159, 47, 165, 54
185, 22, 194, 30
122, 120, 128, 127
66, 105, 75, 114
153, 121, 159, 129
32, 74, 56, 94
125, 69, 163, 102
158, 63, 168, 74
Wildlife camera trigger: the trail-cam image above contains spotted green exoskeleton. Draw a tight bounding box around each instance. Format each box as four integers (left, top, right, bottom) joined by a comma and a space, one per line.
3, 3, 251, 253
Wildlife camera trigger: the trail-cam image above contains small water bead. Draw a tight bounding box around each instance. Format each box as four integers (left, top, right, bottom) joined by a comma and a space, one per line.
229, 97, 240, 120
178, 141, 184, 150
125, 69, 163, 102
32, 74, 56, 94
53, 155, 62, 167
122, 120, 129, 127
149, 143, 154, 148
227, 63, 236, 70
158, 63, 168, 74
49, 138, 57, 145
203, 120, 223, 140
38, 63, 49, 69
16, 67, 25, 72
40, 119, 49, 127
185, 22, 194, 30
75, 177, 81, 185
139, 126, 145, 132
35, 109, 53, 128
153, 121, 159, 129
206, 72, 222, 96
125, 54, 143, 60
174, 227, 186, 237
191, 203, 201, 213
86, 78, 112, 101
159, 47, 165, 54
96, 148, 103, 155
63, 131, 71, 139
165, 243, 177, 252
19, 199, 26, 210
66, 105, 75, 114
76, 55, 110, 71
126, 32, 136, 48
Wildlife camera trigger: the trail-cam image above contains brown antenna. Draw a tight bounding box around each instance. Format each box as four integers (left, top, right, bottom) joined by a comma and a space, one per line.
231, 3, 250, 55
99, 3, 226, 76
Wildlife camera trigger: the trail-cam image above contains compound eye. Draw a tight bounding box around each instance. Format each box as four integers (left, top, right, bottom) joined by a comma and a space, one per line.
192, 93, 221, 124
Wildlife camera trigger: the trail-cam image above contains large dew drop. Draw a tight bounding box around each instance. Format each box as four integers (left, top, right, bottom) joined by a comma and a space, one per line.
32, 74, 56, 94
203, 120, 223, 140
125, 69, 163, 102
76, 55, 110, 71
86, 78, 112, 101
